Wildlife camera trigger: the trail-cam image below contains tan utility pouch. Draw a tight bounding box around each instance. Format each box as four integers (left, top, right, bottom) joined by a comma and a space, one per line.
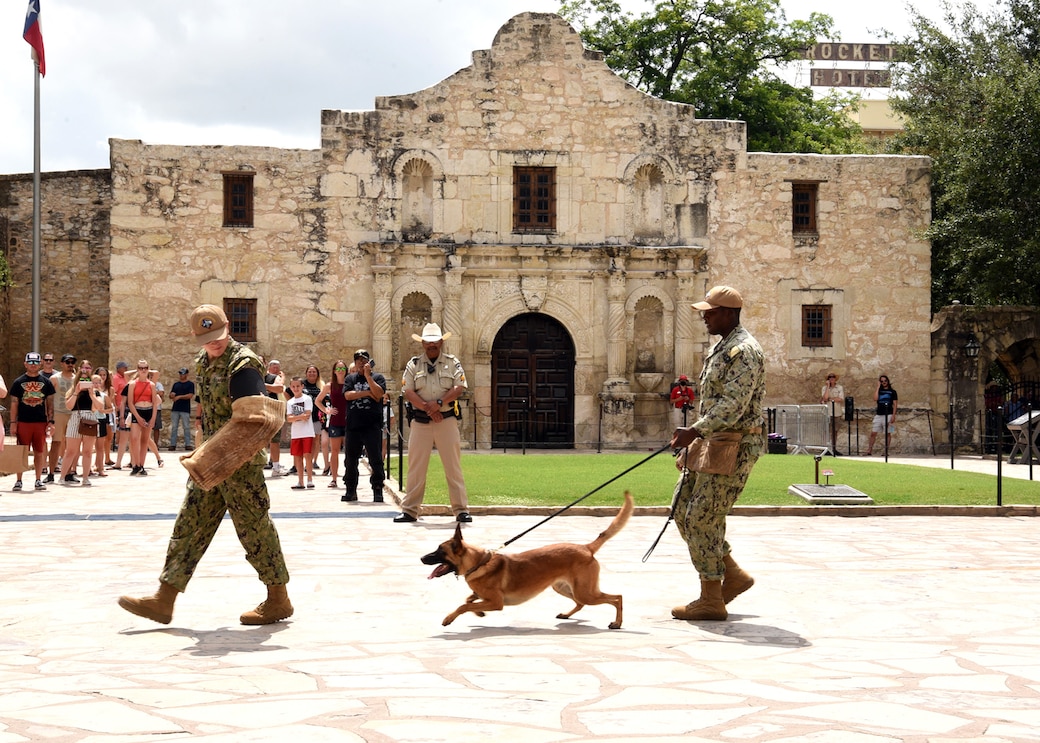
687, 432, 742, 475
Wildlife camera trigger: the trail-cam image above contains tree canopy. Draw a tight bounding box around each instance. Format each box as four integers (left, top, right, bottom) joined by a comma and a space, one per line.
889, 0, 1040, 309
558, 0, 865, 153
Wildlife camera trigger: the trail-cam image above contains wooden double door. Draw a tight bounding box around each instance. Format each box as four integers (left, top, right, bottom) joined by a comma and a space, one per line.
491, 314, 575, 448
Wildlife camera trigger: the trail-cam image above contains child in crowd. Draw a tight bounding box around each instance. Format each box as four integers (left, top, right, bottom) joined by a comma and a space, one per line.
286, 377, 314, 490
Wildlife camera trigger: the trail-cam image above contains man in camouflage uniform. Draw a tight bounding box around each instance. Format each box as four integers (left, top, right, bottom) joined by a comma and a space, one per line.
119, 305, 292, 626
670, 286, 765, 621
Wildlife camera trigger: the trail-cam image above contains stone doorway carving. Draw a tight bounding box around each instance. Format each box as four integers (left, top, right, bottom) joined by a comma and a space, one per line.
491, 313, 575, 448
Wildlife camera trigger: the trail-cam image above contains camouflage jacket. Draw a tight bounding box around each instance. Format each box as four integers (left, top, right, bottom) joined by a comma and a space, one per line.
692, 324, 765, 442
194, 339, 266, 465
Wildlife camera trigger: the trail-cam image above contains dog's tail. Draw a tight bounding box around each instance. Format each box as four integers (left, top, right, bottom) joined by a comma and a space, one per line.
587, 491, 634, 554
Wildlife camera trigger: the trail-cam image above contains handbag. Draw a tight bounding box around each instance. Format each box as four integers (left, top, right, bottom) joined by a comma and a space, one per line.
686, 432, 742, 475
0, 444, 30, 476
78, 417, 99, 437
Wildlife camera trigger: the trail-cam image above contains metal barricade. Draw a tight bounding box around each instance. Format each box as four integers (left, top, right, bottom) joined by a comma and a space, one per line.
766, 404, 834, 456
797, 404, 834, 455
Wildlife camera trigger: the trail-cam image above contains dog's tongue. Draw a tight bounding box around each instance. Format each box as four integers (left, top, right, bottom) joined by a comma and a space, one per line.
428, 564, 452, 580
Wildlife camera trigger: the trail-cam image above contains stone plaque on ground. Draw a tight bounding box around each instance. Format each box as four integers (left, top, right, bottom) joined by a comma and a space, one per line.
789, 484, 874, 505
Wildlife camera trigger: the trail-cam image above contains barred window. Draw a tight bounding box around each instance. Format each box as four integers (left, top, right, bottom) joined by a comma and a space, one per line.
801, 304, 832, 347
224, 298, 258, 342
223, 172, 254, 227
513, 167, 556, 232
792, 182, 818, 233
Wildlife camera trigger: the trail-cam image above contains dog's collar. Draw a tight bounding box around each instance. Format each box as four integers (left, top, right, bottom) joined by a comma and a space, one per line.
465, 550, 495, 577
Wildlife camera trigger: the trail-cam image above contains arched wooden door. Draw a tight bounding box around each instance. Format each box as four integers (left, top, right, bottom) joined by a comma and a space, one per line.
491, 314, 575, 448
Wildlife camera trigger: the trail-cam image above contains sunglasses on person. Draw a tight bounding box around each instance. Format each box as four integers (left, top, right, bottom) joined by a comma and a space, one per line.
335, 366, 348, 371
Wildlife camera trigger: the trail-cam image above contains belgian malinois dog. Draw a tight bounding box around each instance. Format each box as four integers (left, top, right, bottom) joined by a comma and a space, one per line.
421, 492, 634, 629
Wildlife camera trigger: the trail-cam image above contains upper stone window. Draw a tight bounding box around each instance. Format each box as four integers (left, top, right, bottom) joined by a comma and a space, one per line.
792, 182, 818, 234
223, 172, 254, 228
513, 167, 556, 233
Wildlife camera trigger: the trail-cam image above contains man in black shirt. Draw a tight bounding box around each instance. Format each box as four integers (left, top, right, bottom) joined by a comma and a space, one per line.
341, 349, 386, 503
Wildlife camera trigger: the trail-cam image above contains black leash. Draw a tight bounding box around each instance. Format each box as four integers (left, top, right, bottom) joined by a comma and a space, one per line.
501, 443, 673, 548
642, 458, 690, 562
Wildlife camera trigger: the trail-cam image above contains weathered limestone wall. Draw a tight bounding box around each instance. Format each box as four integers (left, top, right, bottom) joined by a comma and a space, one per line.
107, 140, 341, 377
0, 170, 111, 387
715, 153, 934, 450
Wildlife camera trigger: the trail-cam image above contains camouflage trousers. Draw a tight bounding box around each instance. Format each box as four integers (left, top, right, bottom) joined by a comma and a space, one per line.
673, 443, 759, 581
160, 462, 290, 591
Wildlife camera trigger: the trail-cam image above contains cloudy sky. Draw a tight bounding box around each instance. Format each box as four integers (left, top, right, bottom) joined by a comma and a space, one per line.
2, 0, 998, 174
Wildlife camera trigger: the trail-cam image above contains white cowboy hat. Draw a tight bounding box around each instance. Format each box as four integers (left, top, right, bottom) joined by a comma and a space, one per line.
412, 322, 452, 343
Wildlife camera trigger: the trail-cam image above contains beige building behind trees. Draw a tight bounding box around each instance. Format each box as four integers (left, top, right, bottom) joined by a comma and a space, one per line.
2, 13, 934, 451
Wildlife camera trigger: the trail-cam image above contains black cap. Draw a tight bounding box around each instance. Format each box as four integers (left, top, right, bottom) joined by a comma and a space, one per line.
353, 349, 371, 360
178, 367, 189, 374
61, 353, 76, 363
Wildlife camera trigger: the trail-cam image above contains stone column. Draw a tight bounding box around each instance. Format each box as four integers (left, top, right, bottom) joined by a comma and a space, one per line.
673, 265, 700, 378
606, 265, 628, 386
372, 270, 394, 385
443, 264, 464, 359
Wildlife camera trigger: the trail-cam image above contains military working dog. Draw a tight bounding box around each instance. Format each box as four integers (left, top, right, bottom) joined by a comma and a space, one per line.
421, 491, 634, 629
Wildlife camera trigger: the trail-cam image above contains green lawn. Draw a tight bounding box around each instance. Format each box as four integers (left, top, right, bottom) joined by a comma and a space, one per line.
389, 451, 1040, 507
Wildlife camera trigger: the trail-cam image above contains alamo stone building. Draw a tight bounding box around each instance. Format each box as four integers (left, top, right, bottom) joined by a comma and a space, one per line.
3, 12, 946, 451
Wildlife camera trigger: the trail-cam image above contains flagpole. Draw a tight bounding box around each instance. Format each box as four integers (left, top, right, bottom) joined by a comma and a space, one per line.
31, 59, 42, 352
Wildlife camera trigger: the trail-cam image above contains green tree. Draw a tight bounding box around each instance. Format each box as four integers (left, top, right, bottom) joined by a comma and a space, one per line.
889, 0, 1040, 309
558, 0, 865, 153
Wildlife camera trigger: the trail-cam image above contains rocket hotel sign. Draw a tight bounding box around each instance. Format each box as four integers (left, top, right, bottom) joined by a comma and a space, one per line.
802, 43, 897, 88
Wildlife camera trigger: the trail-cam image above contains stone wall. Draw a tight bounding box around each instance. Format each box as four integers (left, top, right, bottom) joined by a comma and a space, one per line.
0, 170, 111, 391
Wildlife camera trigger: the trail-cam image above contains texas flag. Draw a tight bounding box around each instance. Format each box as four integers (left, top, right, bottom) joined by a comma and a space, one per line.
23, 0, 46, 77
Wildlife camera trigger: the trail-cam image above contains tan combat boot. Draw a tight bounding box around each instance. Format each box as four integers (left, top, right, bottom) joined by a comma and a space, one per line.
118, 581, 179, 625
240, 584, 294, 625
672, 579, 727, 621
721, 554, 754, 604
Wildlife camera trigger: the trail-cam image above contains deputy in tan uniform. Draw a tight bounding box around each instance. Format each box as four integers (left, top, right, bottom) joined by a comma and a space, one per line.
396, 323, 470, 523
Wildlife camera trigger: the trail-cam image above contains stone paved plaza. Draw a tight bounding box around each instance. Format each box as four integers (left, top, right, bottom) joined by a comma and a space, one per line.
1, 455, 1039, 742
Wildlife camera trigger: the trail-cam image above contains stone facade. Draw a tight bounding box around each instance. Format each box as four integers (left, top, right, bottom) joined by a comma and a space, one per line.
2, 13, 938, 451
0, 170, 111, 373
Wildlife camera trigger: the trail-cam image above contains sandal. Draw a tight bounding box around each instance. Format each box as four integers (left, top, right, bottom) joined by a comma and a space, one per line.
329, 479, 338, 488
157, 458, 164, 467
291, 484, 306, 490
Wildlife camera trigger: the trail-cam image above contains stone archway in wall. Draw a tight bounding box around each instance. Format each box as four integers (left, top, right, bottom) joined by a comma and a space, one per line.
931, 304, 1040, 451
491, 313, 575, 449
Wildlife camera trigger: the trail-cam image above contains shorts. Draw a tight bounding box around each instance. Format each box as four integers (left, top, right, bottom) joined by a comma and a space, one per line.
132, 407, 154, 424
98, 417, 109, 438
15, 421, 49, 453
52, 412, 71, 443
871, 415, 895, 434
312, 420, 323, 436
67, 410, 98, 438
290, 437, 314, 456
327, 425, 345, 439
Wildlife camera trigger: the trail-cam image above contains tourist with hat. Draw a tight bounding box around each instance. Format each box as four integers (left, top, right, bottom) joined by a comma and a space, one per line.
119, 304, 292, 626
7, 352, 56, 491
669, 373, 697, 427
169, 366, 196, 452
821, 372, 845, 454
396, 323, 471, 523
669, 285, 765, 622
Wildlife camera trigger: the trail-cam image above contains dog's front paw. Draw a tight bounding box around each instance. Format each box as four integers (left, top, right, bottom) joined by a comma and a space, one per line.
442, 616, 455, 626
608, 621, 622, 630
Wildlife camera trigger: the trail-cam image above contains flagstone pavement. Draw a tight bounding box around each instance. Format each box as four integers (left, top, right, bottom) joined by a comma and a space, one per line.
1, 454, 1039, 742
